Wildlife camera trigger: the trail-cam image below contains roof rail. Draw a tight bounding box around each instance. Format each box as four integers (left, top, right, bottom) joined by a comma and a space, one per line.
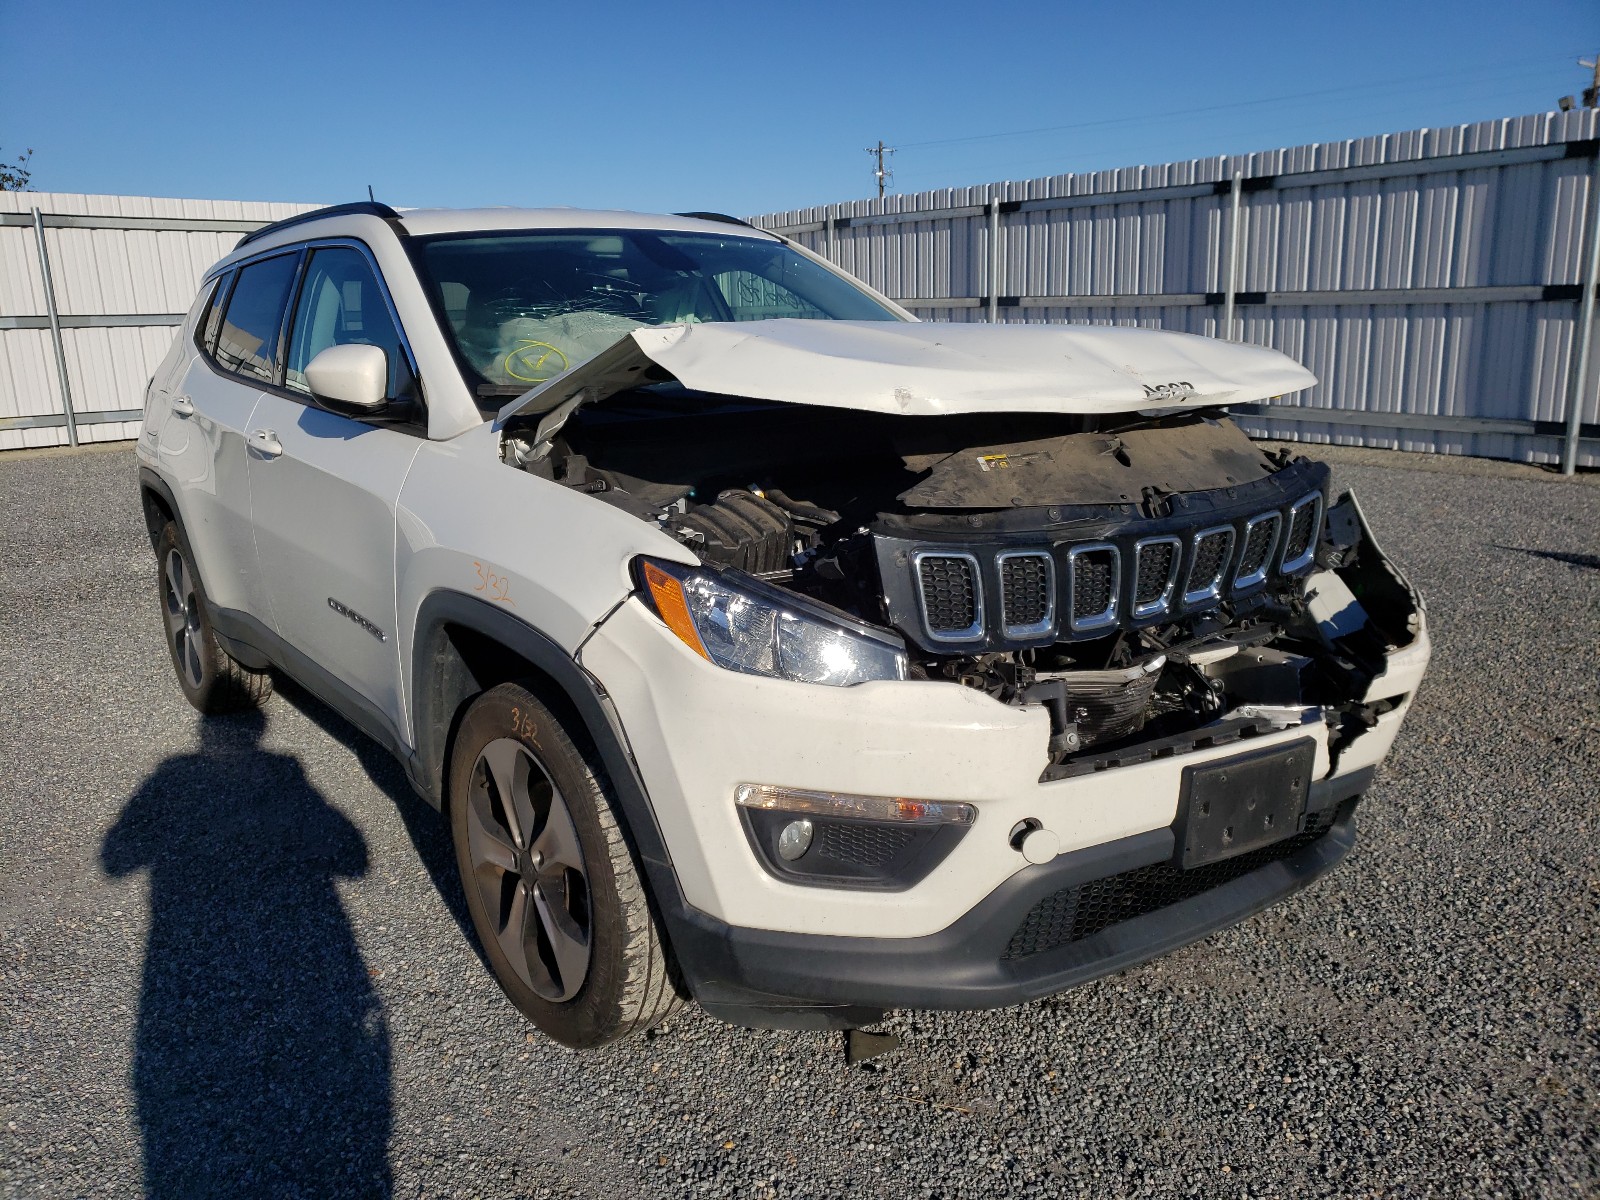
674, 211, 760, 230
236, 200, 404, 249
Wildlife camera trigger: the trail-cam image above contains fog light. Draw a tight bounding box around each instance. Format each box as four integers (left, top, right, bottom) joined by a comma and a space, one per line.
735, 784, 977, 826
736, 785, 975, 889
777, 819, 814, 860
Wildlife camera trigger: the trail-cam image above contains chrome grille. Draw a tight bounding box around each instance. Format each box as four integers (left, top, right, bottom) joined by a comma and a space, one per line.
1132, 537, 1181, 618
1183, 526, 1235, 607
1235, 513, 1282, 589
1282, 492, 1322, 572
998, 551, 1054, 637
895, 486, 1323, 649
914, 552, 982, 640
1067, 544, 1120, 632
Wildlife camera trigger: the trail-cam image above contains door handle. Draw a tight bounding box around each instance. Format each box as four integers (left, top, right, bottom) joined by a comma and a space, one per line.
170, 394, 195, 417
250, 428, 284, 459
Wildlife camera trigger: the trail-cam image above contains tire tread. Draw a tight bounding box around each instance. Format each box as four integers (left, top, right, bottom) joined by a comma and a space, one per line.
587, 756, 683, 1039
156, 521, 272, 714
449, 683, 680, 1048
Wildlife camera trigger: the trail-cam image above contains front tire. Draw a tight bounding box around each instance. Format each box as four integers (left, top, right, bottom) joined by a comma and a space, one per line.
448, 683, 681, 1048
155, 520, 272, 714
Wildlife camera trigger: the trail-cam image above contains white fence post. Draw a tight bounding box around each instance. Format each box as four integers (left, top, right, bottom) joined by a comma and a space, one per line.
988, 199, 1001, 323
1562, 152, 1600, 475
1223, 171, 1243, 342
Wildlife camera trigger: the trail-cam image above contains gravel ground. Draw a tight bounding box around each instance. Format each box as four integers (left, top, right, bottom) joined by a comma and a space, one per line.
1, 444, 1596, 1199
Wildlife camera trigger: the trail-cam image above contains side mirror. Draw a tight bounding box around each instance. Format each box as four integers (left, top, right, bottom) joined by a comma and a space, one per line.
305, 344, 388, 412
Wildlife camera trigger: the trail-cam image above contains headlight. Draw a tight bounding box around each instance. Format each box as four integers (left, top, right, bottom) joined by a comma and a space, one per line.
634, 557, 907, 687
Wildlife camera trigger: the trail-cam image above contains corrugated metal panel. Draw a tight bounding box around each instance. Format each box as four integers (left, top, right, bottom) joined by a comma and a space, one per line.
0, 226, 47, 316
59, 326, 178, 412
8, 112, 1600, 464
0, 192, 318, 450
756, 108, 1600, 467
44, 227, 243, 315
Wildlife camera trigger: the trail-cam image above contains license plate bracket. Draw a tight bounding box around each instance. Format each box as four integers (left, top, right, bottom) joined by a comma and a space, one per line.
1174, 739, 1316, 869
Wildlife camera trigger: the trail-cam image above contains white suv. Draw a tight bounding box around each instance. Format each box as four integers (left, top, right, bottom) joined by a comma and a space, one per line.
137, 203, 1429, 1048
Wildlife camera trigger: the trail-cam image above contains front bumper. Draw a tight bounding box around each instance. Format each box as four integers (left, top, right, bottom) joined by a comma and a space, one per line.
579, 597, 1419, 940
575, 485, 1427, 1025
673, 789, 1364, 1029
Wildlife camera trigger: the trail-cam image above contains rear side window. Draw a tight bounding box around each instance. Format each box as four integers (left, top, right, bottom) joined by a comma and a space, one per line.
214, 254, 300, 383
285, 247, 416, 401
194, 274, 230, 353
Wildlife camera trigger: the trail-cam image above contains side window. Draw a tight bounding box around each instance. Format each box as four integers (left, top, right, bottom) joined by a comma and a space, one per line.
193, 274, 229, 353
214, 254, 300, 383
712, 270, 826, 321
285, 247, 416, 401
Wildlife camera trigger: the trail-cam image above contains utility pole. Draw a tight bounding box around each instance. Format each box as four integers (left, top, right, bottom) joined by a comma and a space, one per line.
1583, 53, 1600, 108
866, 140, 895, 199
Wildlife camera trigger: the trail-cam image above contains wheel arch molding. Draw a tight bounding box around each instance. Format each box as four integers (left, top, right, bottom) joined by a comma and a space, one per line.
138, 466, 180, 553
407, 588, 689, 919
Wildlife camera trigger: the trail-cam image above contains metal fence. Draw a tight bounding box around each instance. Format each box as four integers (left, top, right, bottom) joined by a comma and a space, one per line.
0, 192, 317, 451
5, 112, 1599, 469
753, 109, 1600, 471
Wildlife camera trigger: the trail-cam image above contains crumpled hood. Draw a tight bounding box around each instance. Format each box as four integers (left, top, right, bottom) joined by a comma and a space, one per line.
496, 319, 1316, 430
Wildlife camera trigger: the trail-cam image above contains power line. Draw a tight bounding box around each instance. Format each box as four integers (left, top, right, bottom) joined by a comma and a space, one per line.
895, 53, 1582, 152
890, 82, 1576, 194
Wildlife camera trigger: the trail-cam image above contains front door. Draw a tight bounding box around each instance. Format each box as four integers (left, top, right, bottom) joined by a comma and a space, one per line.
246, 244, 423, 738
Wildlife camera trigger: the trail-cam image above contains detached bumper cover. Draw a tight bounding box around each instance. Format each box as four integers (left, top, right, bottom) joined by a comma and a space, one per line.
672, 785, 1363, 1023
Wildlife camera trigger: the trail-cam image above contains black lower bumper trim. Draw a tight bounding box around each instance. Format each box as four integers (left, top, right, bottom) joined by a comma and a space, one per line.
672, 797, 1360, 1025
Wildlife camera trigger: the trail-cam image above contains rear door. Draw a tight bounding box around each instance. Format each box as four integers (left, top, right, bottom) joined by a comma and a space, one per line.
155, 254, 300, 617
245, 243, 424, 738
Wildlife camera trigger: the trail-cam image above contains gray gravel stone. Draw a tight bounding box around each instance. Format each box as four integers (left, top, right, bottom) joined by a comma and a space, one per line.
0, 444, 1596, 1198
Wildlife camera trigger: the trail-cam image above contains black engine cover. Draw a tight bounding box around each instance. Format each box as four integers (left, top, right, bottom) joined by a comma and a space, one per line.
676, 490, 792, 574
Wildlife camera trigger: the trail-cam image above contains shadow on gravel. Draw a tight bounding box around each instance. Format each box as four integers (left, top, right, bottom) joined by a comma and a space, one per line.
101, 708, 392, 1199
1497, 545, 1600, 571
272, 676, 482, 964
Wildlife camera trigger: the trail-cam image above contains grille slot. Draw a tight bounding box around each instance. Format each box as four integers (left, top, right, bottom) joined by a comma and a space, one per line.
1131, 537, 1181, 618
915, 552, 982, 640
1235, 513, 1282, 589
998, 551, 1054, 637
1183, 526, 1236, 607
1067, 543, 1120, 632
816, 822, 915, 867
1003, 810, 1338, 960
1282, 492, 1322, 572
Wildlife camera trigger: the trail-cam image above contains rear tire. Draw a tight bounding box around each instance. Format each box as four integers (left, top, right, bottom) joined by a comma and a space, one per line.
155, 520, 272, 714
448, 682, 681, 1048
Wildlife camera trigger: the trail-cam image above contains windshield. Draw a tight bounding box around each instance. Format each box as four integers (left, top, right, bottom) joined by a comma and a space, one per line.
412, 228, 903, 395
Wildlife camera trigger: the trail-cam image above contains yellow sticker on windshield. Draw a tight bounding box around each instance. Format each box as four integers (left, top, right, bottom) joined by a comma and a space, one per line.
504, 340, 569, 384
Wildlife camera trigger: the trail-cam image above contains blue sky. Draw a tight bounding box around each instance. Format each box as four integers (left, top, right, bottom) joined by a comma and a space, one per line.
2, 0, 1595, 216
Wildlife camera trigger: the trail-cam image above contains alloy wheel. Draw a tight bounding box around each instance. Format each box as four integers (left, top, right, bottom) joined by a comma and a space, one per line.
162, 548, 205, 691
465, 738, 592, 1001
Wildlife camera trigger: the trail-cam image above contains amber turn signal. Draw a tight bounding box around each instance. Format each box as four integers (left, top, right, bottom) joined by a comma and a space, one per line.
640, 561, 710, 660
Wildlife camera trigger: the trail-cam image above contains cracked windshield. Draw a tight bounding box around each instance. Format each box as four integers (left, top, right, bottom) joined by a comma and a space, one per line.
414, 229, 901, 395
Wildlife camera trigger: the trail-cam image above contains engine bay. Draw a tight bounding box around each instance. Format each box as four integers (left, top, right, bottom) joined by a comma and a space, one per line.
502, 384, 1423, 773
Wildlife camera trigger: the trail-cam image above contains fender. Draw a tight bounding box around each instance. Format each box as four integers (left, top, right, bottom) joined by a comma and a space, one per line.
406, 590, 927, 1027
408, 589, 693, 938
